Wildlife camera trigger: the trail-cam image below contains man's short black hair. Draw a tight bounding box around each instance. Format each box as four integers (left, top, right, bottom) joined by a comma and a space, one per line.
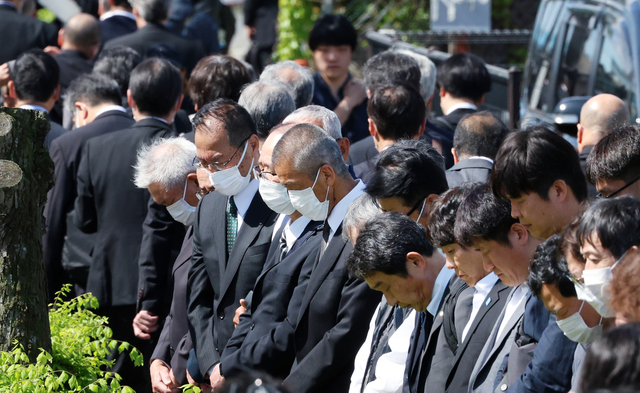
193, 98, 257, 147
308, 14, 357, 52
93, 46, 143, 97
576, 197, 640, 260
362, 51, 421, 91
129, 58, 183, 117
455, 182, 518, 248
528, 234, 577, 298
11, 49, 60, 102
367, 84, 425, 141
436, 53, 491, 101
491, 126, 588, 202
347, 212, 434, 280
427, 183, 478, 248
454, 111, 510, 160
64, 73, 121, 115
189, 55, 252, 108
586, 125, 640, 185
366, 140, 448, 207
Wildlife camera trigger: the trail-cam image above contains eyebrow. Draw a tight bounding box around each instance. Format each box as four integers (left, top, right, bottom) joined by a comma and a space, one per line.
372, 282, 383, 290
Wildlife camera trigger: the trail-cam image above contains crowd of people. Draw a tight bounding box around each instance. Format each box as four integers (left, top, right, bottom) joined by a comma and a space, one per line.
2, 0, 640, 393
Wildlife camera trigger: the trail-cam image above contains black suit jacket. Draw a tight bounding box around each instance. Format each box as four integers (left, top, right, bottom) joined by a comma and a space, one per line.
445, 280, 509, 393
347, 136, 377, 167
220, 219, 322, 377
44, 110, 134, 300
445, 158, 494, 188
244, 0, 278, 48
100, 15, 138, 45
45, 117, 68, 150
152, 228, 194, 385
187, 189, 278, 375
431, 108, 476, 169
580, 145, 598, 199
51, 50, 95, 124
282, 225, 381, 393
0, 4, 58, 64
74, 118, 178, 307
104, 23, 205, 74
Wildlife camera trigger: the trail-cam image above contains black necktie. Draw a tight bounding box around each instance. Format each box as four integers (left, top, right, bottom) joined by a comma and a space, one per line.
320, 222, 331, 257
278, 229, 288, 262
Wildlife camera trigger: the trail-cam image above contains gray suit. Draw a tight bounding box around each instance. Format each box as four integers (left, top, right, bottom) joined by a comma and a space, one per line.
445, 158, 493, 188
467, 286, 526, 393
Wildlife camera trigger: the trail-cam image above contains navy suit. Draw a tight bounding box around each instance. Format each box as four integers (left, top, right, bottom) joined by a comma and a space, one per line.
100, 15, 137, 45
445, 158, 494, 188
431, 108, 476, 169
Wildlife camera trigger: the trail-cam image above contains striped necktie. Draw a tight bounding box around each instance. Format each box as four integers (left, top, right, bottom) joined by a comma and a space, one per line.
226, 196, 238, 256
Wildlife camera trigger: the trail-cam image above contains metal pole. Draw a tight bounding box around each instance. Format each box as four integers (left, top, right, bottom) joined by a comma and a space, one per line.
321, 0, 333, 14
508, 66, 522, 130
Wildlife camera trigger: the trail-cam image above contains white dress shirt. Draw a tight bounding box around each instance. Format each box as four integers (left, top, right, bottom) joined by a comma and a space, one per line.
445, 102, 477, 116
20, 104, 48, 113
283, 216, 311, 250
497, 284, 529, 339
461, 273, 500, 342
100, 9, 136, 21
94, 105, 127, 118
325, 180, 366, 243
231, 178, 259, 234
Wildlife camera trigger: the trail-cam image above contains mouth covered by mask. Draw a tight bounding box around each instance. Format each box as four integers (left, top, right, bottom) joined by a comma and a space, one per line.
556, 300, 604, 344
288, 167, 330, 221
574, 259, 619, 318
166, 178, 197, 226
208, 141, 253, 196
259, 177, 296, 215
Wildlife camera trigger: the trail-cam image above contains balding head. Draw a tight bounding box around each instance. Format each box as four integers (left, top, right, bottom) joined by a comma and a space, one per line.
62, 13, 101, 59
578, 94, 630, 152
260, 123, 296, 171
453, 111, 510, 161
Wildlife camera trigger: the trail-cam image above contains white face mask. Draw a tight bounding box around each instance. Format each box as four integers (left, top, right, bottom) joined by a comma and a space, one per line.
208, 141, 253, 196
575, 262, 618, 318
259, 177, 296, 215
288, 168, 330, 221
166, 179, 196, 226
556, 300, 604, 344
415, 199, 427, 223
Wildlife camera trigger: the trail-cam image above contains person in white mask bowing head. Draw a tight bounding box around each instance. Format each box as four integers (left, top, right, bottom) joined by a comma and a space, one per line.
188, 99, 279, 389
575, 197, 640, 319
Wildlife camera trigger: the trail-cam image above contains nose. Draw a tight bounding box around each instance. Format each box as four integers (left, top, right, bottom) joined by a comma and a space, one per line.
445, 254, 456, 270
482, 254, 495, 272
384, 294, 397, 307
510, 200, 521, 219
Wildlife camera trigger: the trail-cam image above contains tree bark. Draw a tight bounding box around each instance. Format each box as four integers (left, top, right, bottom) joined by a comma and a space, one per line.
0, 108, 53, 360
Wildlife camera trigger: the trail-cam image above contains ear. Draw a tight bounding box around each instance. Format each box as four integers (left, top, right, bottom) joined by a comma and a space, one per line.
7, 80, 16, 99
426, 94, 434, 107
416, 118, 426, 138
127, 89, 135, 110
550, 179, 569, 202
194, 104, 199, 112
57, 29, 64, 48
52, 85, 61, 101
452, 147, 459, 164
477, 94, 485, 105
74, 101, 88, 120
426, 193, 439, 206
320, 163, 336, 188
337, 137, 350, 163
368, 118, 377, 138
439, 86, 446, 98
406, 251, 427, 272
366, 89, 372, 99
511, 223, 529, 245
577, 124, 583, 144
173, 94, 184, 113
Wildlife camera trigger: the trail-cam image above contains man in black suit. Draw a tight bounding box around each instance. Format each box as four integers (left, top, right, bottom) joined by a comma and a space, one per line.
74, 58, 184, 391
92, 45, 142, 113
446, 111, 510, 188
244, 0, 278, 74
187, 99, 278, 386
0, 0, 58, 64
44, 73, 133, 302
98, 0, 137, 45
51, 13, 101, 126
432, 53, 492, 169
6, 50, 66, 148
104, 0, 205, 74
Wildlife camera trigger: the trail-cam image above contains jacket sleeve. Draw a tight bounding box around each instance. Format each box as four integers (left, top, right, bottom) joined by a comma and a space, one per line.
73, 140, 98, 233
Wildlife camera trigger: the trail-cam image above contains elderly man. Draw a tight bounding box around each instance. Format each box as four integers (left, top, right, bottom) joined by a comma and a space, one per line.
238, 80, 296, 144
260, 60, 314, 108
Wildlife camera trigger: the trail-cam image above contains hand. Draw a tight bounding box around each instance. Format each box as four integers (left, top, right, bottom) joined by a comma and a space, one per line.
150, 359, 180, 393
0, 63, 10, 87
343, 79, 367, 109
132, 310, 159, 340
209, 364, 225, 390
233, 299, 248, 328
245, 25, 257, 38
43, 46, 61, 56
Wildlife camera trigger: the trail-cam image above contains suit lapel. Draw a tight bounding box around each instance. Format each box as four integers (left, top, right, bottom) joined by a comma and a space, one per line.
172, 227, 194, 274
212, 193, 229, 282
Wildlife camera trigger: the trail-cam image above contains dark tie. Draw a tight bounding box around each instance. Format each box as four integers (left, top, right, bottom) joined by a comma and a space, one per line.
320, 222, 331, 257
226, 196, 238, 256
278, 229, 288, 262
455, 286, 475, 344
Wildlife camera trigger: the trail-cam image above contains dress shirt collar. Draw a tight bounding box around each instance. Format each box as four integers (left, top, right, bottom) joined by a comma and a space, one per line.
466, 156, 494, 164
233, 178, 259, 218
445, 102, 477, 116
284, 216, 312, 250
426, 264, 455, 316
136, 116, 168, 124
475, 272, 499, 295
326, 180, 366, 243
95, 105, 127, 118
20, 104, 48, 113
100, 9, 136, 21
0, 1, 16, 9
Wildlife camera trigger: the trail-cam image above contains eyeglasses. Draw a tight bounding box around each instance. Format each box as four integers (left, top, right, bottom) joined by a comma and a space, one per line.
596, 173, 640, 199
193, 136, 250, 172
254, 166, 277, 182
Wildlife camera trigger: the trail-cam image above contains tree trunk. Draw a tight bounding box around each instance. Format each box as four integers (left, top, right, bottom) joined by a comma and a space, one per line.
0, 108, 53, 360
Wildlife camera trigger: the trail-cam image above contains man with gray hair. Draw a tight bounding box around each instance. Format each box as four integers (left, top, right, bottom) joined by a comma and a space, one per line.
238, 80, 296, 145
260, 60, 314, 108
104, 0, 205, 74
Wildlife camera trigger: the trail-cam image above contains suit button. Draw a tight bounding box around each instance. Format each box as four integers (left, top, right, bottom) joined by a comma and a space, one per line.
219, 314, 225, 320
500, 384, 508, 391
215, 347, 219, 352
250, 323, 255, 330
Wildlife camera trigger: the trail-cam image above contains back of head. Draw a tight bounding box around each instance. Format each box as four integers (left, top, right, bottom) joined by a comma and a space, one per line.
437, 53, 491, 101
368, 84, 425, 141
343, 193, 382, 242
130, 0, 168, 23
129, 58, 182, 117
580, 94, 630, 137
454, 182, 518, 248
193, 98, 257, 148
392, 49, 437, 102
110, 0, 133, 10
272, 123, 348, 179
134, 137, 196, 190
282, 105, 342, 140
347, 211, 434, 280
93, 46, 143, 97
576, 196, 640, 260
12, 49, 60, 102
586, 125, 640, 185
238, 80, 296, 140
491, 126, 588, 202
366, 140, 448, 207
260, 60, 314, 108
527, 234, 576, 298
454, 111, 510, 160
308, 14, 357, 52
189, 55, 252, 108
63, 73, 121, 116
363, 51, 421, 92
581, 323, 640, 392
64, 13, 101, 51
427, 183, 477, 248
